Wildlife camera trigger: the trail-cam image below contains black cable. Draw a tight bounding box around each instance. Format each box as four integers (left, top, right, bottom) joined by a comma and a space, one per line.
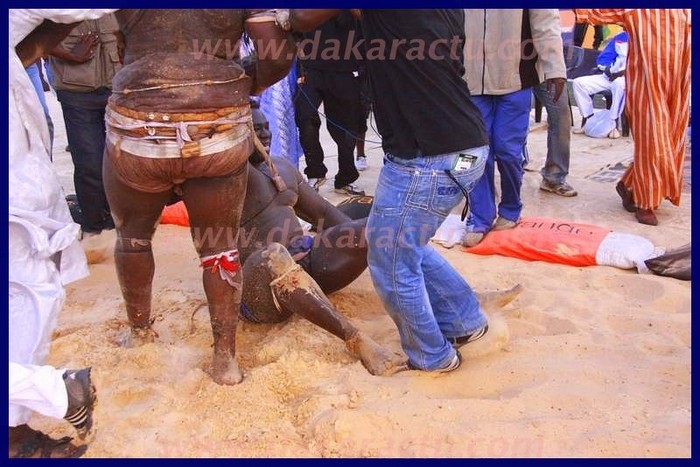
295, 80, 383, 145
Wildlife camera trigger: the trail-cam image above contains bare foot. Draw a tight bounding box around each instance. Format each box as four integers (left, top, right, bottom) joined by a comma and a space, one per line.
212, 354, 243, 385
9, 425, 87, 458
117, 326, 157, 348
476, 284, 523, 312
346, 331, 404, 376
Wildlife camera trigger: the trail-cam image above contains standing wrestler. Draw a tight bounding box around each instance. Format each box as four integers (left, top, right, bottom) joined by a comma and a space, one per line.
104, 10, 295, 385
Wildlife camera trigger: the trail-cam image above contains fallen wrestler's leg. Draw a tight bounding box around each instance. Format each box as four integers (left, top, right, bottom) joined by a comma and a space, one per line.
242, 243, 401, 376
103, 156, 173, 347
306, 218, 367, 294
183, 164, 248, 386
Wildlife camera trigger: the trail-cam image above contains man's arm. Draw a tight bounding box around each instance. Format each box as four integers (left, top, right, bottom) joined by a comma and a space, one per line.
15, 20, 80, 67
529, 9, 567, 103
289, 9, 343, 32
245, 16, 297, 95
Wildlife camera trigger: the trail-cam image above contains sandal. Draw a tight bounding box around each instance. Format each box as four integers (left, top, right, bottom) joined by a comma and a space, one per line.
9, 425, 87, 458
615, 181, 637, 213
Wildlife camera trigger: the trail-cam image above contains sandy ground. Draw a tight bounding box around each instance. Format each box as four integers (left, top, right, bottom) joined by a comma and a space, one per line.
35, 84, 691, 457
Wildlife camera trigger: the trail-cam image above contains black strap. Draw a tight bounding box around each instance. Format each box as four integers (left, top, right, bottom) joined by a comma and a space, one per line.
444, 170, 470, 222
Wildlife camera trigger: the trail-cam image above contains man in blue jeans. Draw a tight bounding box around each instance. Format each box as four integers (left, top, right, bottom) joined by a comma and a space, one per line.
462, 10, 567, 247
291, 9, 491, 373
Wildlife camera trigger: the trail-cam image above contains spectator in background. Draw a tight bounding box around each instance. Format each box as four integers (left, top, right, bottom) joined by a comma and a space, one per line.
354, 64, 372, 171
462, 9, 567, 247
241, 33, 305, 167
574, 9, 691, 226
10, 9, 107, 458
48, 14, 122, 237
294, 10, 365, 196
532, 81, 578, 197
25, 60, 55, 159
572, 30, 628, 139
573, 22, 605, 49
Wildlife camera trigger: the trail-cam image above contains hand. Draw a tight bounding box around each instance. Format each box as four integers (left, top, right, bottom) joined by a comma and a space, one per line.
607, 70, 625, 82
546, 77, 566, 104
68, 33, 99, 64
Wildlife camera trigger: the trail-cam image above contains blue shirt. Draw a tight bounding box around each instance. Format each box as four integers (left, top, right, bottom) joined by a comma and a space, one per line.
596, 31, 628, 68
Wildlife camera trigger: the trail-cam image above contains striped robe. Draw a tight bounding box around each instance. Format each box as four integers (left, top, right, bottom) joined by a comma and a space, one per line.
574, 9, 691, 211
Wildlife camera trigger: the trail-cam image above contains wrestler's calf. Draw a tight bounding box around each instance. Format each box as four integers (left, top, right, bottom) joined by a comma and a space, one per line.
114, 237, 158, 347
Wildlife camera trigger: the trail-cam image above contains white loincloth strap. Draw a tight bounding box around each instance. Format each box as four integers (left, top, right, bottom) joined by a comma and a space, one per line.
105, 106, 252, 159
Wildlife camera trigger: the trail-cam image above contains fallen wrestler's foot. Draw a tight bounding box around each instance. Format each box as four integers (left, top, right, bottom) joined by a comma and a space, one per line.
212, 353, 243, 385
345, 331, 404, 376
635, 208, 659, 226
476, 283, 523, 312
615, 181, 637, 213
9, 425, 87, 458
118, 326, 157, 348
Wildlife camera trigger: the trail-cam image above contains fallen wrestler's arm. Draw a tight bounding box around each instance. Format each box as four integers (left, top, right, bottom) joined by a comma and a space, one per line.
272, 157, 354, 230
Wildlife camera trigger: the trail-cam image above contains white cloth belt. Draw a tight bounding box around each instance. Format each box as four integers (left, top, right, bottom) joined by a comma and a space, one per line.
105, 107, 252, 159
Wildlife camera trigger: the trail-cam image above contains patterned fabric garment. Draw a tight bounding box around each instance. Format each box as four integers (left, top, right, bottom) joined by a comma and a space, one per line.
574, 9, 691, 211
240, 36, 303, 166
260, 63, 304, 166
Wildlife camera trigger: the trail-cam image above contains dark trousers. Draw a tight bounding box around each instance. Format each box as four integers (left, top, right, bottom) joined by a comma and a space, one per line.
573, 23, 605, 49
58, 88, 112, 233
294, 68, 361, 188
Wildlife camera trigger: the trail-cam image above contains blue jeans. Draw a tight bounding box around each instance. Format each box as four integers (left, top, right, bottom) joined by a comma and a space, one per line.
532, 82, 572, 185
469, 90, 531, 232
366, 147, 489, 370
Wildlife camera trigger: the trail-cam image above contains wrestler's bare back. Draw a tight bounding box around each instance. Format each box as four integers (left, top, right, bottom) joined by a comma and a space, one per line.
112, 9, 253, 112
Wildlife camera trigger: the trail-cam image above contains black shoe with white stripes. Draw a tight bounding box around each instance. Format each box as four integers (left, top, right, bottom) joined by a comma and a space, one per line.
63, 368, 96, 440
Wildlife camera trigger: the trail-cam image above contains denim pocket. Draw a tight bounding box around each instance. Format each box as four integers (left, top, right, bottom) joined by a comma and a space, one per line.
370, 162, 411, 218
429, 171, 465, 217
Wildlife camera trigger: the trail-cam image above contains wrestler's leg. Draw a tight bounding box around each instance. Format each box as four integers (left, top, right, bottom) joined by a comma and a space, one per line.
103, 155, 173, 347
181, 164, 247, 386
244, 243, 400, 376
307, 219, 367, 294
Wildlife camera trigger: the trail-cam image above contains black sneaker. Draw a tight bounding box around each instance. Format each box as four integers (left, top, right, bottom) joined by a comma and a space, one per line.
63, 368, 96, 440
408, 350, 463, 373
307, 177, 327, 192
334, 183, 365, 196
447, 324, 489, 348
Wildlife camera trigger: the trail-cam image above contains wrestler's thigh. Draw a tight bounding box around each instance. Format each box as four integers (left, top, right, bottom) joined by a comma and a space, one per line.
180, 163, 248, 256
103, 153, 173, 239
